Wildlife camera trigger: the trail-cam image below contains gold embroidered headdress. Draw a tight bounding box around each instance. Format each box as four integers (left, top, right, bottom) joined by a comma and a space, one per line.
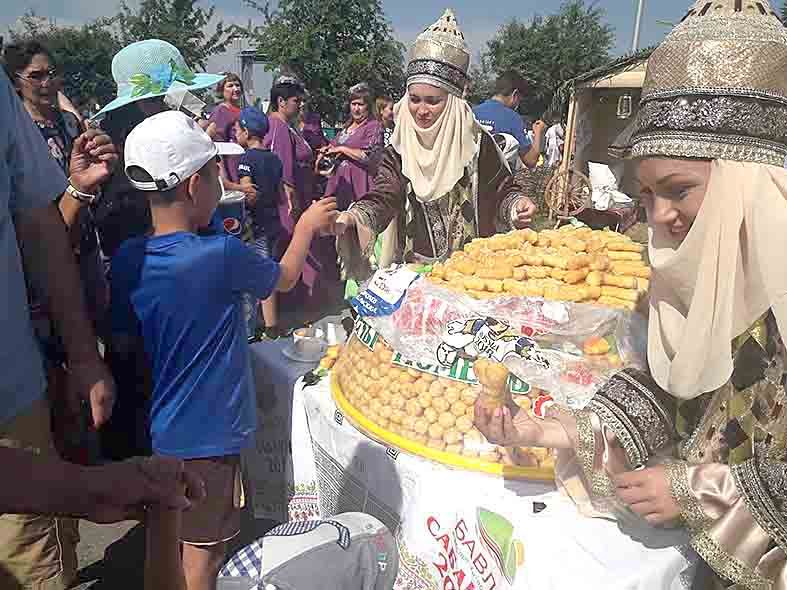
406, 9, 470, 98
615, 0, 787, 166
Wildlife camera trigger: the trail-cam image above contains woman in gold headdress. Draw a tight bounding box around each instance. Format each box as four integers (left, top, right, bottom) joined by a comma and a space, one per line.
334, 9, 537, 277
475, 2, 787, 588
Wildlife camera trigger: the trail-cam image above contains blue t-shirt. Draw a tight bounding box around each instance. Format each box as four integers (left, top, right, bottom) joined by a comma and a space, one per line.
473, 100, 532, 153
111, 232, 281, 459
238, 147, 283, 238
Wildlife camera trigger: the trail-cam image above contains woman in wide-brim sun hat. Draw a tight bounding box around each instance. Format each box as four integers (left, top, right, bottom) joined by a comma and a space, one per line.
91, 39, 225, 121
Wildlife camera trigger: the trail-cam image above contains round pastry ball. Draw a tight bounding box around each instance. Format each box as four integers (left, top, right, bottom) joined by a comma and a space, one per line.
461, 447, 480, 458
443, 428, 462, 445
370, 399, 383, 414
405, 400, 423, 417
460, 387, 479, 405
424, 407, 439, 424
377, 417, 390, 430
400, 385, 418, 400
428, 380, 446, 396
413, 380, 429, 395
402, 415, 418, 431
438, 412, 456, 429
428, 423, 446, 440
432, 398, 450, 413
390, 396, 406, 411
414, 418, 429, 435
419, 373, 436, 383
444, 387, 461, 404
379, 406, 393, 419
451, 401, 468, 417
455, 415, 474, 433
390, 410, 405, 425
417, 393, 433, 409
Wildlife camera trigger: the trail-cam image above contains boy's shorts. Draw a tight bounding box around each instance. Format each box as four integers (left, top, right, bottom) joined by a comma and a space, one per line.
181, 455, 244, 546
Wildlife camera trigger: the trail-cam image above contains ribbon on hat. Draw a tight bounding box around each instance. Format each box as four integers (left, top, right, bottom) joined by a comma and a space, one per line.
129, 59, 196, 98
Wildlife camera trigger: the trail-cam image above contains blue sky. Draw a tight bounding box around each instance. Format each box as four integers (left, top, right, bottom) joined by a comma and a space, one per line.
2, 0, 692, 95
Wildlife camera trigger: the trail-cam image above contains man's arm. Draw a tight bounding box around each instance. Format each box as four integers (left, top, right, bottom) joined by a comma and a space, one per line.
519, 121, 546, 168
0, 446, 205, 524
14, 203, 115, 425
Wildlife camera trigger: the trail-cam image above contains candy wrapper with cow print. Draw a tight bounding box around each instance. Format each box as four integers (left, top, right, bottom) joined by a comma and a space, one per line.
352, 266, 647, 408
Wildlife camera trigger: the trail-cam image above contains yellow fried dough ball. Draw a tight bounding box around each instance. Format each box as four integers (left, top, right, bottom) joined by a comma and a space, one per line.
401, 429, 416, 441
455, 415, 474, 433
424, 407, 439, 424
428, 423, 446, 440
377, 418, 390, 430
402, 415, 418, 431
414, 418, 429, 435
417, 393, 433, 409
513, 396, 532, 412
462, 447, 480, 458
443, 387, 461, 404
389, 396, 406, 411
432, 398, 450, 413
405, 400, 423, 417
413, 380, 430, 396
428, 380, 445, 396
390, 410, 405, 425
443, 429, 462, 445
369, 399, 383, 414
451, 401, 468, 417
400, 386, 418, 400
379, 406, 393, 420
438, 412, 456, 429
460, 387, 479, 405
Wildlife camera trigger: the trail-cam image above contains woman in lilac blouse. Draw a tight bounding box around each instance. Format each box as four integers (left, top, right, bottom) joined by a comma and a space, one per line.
319, 84, 384, 210
205, 73, 253, 198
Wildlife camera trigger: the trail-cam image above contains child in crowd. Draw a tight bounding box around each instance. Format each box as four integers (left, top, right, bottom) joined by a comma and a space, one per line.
110, 111, 336, 590
236, 107, 284, 339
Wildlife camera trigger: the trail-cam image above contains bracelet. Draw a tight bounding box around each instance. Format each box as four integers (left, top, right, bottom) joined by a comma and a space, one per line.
66, 179, 97, 204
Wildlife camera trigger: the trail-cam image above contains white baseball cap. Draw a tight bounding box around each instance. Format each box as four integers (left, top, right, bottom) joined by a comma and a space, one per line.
124, 110, 244, 191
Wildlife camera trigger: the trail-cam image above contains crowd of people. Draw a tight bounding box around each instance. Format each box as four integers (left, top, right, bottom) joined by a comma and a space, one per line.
1, 1, 786, 590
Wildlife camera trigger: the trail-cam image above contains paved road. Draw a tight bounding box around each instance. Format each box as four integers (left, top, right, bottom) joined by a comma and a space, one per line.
72, 508, 277, 589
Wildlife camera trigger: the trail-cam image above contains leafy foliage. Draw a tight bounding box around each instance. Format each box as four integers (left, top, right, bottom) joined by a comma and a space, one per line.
483, 0, 614, 118
104, 0, 235, 70
7, 13, 120, 107
238, 0, 405, 124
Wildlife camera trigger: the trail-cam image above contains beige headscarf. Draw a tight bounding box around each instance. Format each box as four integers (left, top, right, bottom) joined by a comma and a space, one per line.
648, 160, 787, 399
389, 92, 480, 203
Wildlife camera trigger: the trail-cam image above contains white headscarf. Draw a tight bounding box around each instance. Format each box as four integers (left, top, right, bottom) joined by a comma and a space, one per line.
647, 160, 787, 399
390, 92, 480, 203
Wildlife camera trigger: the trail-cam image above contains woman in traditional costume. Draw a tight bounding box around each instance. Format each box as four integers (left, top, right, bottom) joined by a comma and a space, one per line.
335, 9, 537, 278
475, 3, 787, 588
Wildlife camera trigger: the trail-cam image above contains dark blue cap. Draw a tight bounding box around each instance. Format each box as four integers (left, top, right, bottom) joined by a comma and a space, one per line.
239, 107, 269, 137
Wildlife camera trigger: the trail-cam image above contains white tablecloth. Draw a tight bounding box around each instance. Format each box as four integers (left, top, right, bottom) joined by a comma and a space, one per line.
246, 369, 698, 590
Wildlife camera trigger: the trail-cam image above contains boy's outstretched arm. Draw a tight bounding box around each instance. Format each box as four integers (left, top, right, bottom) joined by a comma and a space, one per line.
276, 198, 338, 292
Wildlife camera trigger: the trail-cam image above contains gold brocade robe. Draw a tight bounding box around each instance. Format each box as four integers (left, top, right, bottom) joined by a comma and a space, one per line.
555, 313, 787, 589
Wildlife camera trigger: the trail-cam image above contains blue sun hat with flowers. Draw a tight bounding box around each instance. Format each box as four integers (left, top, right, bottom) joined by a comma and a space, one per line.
91, 39, 225, 120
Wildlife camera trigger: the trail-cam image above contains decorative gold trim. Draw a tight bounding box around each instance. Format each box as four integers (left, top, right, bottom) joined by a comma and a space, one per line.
732, 459, 787, 556
690, 530, 771, 590
629, 133, 787, 167
665, 461, 711, 531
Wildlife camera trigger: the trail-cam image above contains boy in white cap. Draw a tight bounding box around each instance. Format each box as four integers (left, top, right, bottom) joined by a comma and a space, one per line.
110, 111, 336, 590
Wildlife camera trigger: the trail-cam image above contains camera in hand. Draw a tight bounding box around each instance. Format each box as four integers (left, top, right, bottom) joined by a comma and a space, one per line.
317, 154, 338, 177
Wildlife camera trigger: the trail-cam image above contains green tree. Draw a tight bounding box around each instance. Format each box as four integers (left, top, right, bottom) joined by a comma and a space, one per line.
7, 13, 120, 107
239, 0, 405, 124
106, 0, 235, 70
466, 52, 495, 107
484, 0, 614, 118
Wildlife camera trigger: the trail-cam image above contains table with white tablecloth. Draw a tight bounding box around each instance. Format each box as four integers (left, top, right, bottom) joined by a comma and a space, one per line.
246, 361, 699, 590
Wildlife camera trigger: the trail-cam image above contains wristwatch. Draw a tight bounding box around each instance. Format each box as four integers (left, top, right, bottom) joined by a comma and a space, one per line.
66, 180, 97, 204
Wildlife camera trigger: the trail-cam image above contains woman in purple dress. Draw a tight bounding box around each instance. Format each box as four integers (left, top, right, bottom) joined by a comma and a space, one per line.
205, 73, 254, 199
319, 84, 384, 210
